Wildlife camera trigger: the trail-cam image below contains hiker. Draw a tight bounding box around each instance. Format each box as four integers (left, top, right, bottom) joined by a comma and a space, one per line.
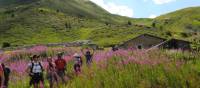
73, 53, 82, 75
1, 63, 11, 88
27, 55, 44, 88
46, 57, 58, 88
0, 63, 3, 88
81, 48, 94, 65
73, 61, 81, 76
55, 52, 67, 83
73, 53, 83, 66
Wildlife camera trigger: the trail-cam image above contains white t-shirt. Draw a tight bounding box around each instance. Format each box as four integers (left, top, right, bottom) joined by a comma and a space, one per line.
28, 62, 43, 73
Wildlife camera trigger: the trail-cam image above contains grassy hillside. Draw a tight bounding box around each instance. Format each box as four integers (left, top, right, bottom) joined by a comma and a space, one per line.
0, 0, 199, 47
155, 7, 200, 41
0, 0, 153, 47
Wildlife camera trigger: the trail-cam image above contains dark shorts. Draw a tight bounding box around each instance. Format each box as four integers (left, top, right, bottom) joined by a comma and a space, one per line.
57, 70, 65, 78
47, 73, 58, 83
30, 73, 44, 84
56, 70, 66, 82
74, 64, 81, 72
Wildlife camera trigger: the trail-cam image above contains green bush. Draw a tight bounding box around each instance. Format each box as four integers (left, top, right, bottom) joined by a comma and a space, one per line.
2, 42, 11, 48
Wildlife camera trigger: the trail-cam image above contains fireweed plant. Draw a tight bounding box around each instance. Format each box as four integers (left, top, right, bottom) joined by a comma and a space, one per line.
0, 46, 200, 88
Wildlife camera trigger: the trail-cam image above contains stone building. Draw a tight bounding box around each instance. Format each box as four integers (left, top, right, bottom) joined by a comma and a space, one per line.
119, 34, 166, 49
119, 34, 191, 50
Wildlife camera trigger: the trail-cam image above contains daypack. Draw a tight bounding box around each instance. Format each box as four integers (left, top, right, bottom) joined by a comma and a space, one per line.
30, 62, 43, 73
55, 59, 66, 70
4, 67, 10, 77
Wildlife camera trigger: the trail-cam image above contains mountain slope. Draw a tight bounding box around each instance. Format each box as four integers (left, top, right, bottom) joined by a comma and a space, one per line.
151, 7, 200, 47
0, 0, 199, 47
155, 7, 200, 37
0, 0, 153, 47
0, 0, 108, 18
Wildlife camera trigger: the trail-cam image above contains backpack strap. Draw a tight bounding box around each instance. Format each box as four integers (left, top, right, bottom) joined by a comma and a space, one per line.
30, 62, 34, 73
30, 62, 43, 73
39, 62, 44, 72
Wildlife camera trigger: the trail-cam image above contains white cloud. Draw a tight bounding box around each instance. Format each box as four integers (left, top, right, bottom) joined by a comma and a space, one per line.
89, 0, 134, 17
149, 14, 157, 18
152, 0, 176, 5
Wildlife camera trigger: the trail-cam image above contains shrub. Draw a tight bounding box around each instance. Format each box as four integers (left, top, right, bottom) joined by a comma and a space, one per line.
181, 33, 191, 38
2, 42, 11, 48
105, 22, 110, 26
160, 26, 163, 30
127, 21, 132, 25
152, 21, 156, 28
39, 9, 44, 12
65, 22, 72, 29
56, 9, 60, 13
166, 31, 172, 36
11, 14, 15, 18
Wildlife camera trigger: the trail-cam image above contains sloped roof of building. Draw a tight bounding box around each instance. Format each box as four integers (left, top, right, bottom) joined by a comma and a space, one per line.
167, 38, 191, 43
119, 34, 192, 49
147, 38, 191, 51
121, 34, 166, 45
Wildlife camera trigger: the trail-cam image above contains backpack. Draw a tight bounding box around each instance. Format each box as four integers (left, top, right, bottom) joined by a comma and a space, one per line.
4, 67, 10, 77
55, 59, 66, 70
30, 62, 43, 74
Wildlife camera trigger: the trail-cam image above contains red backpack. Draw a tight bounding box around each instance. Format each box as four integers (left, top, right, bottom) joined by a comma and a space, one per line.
55, 59, 66, 70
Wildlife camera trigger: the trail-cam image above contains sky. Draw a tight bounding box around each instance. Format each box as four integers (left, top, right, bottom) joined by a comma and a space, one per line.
89, 0, 200, 18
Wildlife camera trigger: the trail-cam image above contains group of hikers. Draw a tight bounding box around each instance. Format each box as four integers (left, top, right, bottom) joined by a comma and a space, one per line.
27, 48, 94, 88
0, 47, 118, 88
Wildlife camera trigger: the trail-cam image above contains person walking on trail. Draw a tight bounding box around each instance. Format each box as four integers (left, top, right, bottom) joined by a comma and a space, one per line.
74, 61, 81, 76
1, 63, 11, 88
0, 63, 4, 88
73, 53, 82, 66
73, 53, 82, 75
55, 52, 67, 83
27, 55, 44, 88
47, 57, 58, 88
81, 48, 95, 66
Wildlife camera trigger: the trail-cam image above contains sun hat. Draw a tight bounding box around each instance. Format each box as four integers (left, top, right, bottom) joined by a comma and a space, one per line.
73, 53, 80, 57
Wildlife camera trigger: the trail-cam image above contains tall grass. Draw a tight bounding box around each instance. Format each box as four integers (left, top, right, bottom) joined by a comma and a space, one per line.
65, 50, 200, 88
1, 47, 200, 88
